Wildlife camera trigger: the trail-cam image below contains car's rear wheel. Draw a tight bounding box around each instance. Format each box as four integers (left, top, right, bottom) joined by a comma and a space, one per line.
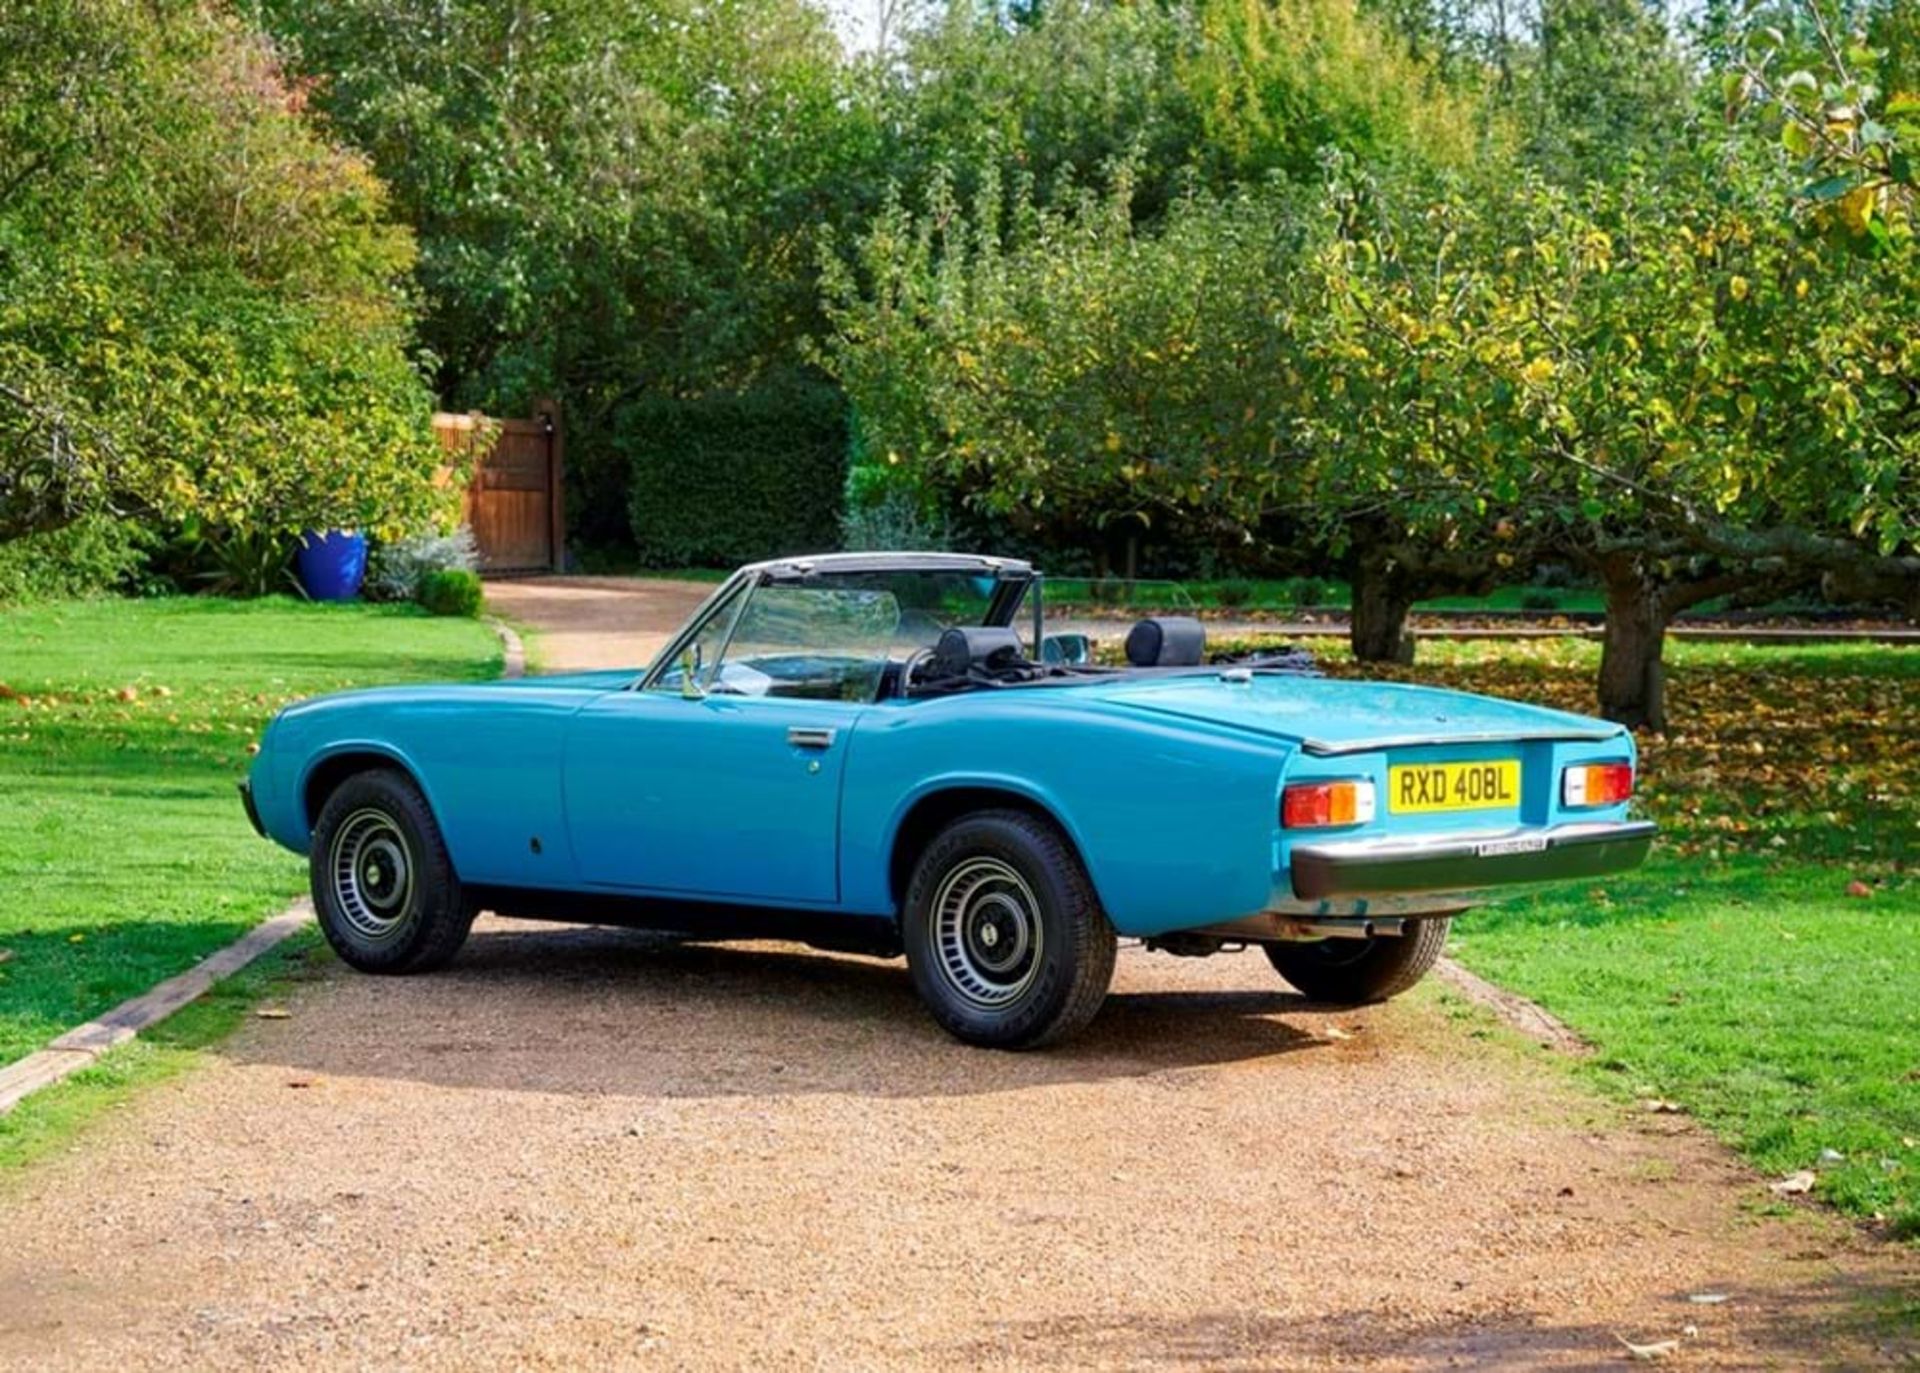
1263, 916, 1451, 1003
903, 809, 1116, 1049
310, 768, 474, 974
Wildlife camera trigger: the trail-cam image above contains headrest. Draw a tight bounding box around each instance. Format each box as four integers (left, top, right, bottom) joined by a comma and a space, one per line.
1124, 616, 1206, 667
932, 626, 1028, 678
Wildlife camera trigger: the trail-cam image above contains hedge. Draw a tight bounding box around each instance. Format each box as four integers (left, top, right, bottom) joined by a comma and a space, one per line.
622, 376, 848, 568
0, 517, 151, 605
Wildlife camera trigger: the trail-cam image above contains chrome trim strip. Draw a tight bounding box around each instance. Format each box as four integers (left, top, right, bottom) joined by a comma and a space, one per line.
1299, 726, 1625, 757
637, 568, 757, 692
1289, 820, 1656, 900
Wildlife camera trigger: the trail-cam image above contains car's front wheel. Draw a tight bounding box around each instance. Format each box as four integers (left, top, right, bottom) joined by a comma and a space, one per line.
1262, 916, 1451, 1003
310, 768, 474, 974
903, 810, 1116, 1049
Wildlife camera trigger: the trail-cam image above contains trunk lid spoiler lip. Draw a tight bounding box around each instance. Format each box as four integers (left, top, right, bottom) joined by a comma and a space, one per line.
1298, 724, 1626, 757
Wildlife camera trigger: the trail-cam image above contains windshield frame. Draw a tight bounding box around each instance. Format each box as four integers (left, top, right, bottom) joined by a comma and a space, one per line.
636, 558, 1040, 694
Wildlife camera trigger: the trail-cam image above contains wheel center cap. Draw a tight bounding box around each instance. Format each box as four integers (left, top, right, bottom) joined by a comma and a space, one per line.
980, 922, 1000, 949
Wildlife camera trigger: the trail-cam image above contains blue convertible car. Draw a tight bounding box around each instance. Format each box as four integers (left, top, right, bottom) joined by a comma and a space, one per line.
242, 552, 1652, 1048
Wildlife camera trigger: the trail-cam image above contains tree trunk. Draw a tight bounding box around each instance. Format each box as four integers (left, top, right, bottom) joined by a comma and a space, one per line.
1596, 554, 1668, 731
1350, 548, 1416, 664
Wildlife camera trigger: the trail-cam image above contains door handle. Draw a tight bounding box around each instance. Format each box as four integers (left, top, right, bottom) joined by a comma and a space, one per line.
787, 726, 836, 750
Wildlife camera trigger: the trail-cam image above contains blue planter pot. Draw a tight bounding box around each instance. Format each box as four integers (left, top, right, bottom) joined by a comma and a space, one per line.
296, 529, 368, 602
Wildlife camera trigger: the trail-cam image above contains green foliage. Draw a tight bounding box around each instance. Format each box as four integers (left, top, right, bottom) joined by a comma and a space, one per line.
822, 164, 1317, 561
1178, 0, 1488, 184
0, 517, 150, 606
258, 0, 881, 548
623, 375, 849, 567
0, 0, 451, 548
1729, 0, 1917, 250
1215, 577, 1255, 607
416, 567, 483, 617
368, 526, 479, 603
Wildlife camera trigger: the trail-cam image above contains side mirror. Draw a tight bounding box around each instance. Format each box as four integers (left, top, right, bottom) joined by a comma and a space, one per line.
678, 649, 704, 699
1041, 632, 1093, 666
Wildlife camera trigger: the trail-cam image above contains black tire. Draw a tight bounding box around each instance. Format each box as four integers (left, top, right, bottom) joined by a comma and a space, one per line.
902, 809, 1117, 1049
1263, 916, 1452, 1004
309, 768, 474, 974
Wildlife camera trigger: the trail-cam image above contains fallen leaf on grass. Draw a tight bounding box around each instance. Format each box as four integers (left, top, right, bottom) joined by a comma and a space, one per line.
1644, 1098, 1684, 1114
115, 686, 138, 702
1846, 880, 1873, 898
1770, 1170, 1817, 1196
67, 933, 84, 944
285, 1079, 312, 1089
1617, 1336, 1680, 1361
254, 1007, 292, 1020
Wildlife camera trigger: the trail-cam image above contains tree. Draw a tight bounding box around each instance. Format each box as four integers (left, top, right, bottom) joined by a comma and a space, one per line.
258, 0, 886, 546
1328, 147, 1912, 729
0, 0, 449, 547
821, 165, 1316, 574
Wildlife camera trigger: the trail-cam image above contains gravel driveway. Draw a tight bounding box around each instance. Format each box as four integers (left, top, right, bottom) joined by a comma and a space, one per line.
1, 577, 1910, 1370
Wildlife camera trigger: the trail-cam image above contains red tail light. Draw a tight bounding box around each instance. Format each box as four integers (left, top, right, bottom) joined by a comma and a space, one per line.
1282, 780, 1377, 829
1562, 761, 1633, 808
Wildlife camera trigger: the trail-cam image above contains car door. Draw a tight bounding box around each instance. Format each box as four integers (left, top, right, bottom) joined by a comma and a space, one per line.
562, 688, 860, 904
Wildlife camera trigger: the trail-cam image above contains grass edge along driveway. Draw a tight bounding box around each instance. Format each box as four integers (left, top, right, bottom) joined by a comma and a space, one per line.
0, 597, 501, 1071
1308, 636, 1917, 1240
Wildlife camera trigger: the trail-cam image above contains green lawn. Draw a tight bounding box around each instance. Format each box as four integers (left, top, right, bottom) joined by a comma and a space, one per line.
1304, 636, 1919, 1235
0, 598, 499, 1066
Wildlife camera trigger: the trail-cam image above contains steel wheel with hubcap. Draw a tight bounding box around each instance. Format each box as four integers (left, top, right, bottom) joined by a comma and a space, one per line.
310, 768, 475, 974
904, 809, 1116, 1049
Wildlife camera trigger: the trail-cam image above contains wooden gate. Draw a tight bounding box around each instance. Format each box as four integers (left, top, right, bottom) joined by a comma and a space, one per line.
433, 403, 566, 574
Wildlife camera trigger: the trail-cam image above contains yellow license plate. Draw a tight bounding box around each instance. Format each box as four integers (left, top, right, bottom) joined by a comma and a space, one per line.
1388, 760, 1520, 814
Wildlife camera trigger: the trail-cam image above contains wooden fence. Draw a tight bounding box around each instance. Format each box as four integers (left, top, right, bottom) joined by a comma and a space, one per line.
433, 402, 565, 574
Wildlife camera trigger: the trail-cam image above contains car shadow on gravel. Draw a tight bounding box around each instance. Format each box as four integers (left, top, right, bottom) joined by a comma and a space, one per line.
938, 1276, 1919, 1368
231, 921, 1341, 1099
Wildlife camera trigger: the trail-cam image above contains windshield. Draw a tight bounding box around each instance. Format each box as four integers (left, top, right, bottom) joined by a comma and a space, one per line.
652, 569, 1017, 702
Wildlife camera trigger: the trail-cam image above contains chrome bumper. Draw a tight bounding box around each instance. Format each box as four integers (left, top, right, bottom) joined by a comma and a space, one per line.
1289, 820, 1656, 901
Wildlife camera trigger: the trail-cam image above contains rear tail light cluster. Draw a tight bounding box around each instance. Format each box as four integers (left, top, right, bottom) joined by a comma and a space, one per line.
1562, 761, 1633, 808
1282, 780, 1376, 829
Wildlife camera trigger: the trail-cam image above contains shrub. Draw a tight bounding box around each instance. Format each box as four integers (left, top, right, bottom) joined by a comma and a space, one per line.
369, 526, 479, 602
1215, 578, 1255, 608
1290, 577, 1333, 608
416, 568, 483, 617
622, 374, 848, 568
842, 488, 950, 552
1520, 588, 1561, 612
0, 517, 151, 605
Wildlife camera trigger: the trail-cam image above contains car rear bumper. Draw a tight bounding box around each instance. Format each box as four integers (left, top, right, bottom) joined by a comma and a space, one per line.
1288, 819, 1656, 901
238, 779, 266, 838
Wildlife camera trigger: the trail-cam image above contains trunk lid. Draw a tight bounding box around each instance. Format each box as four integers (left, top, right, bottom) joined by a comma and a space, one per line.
1083, 673, 1622, 755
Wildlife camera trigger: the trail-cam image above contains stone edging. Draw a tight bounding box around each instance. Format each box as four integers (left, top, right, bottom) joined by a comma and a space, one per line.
0, 901, 316, 1114
0, 614, 529, 1116
1433, 956, 1591, 1055
486, 616, 527, 679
